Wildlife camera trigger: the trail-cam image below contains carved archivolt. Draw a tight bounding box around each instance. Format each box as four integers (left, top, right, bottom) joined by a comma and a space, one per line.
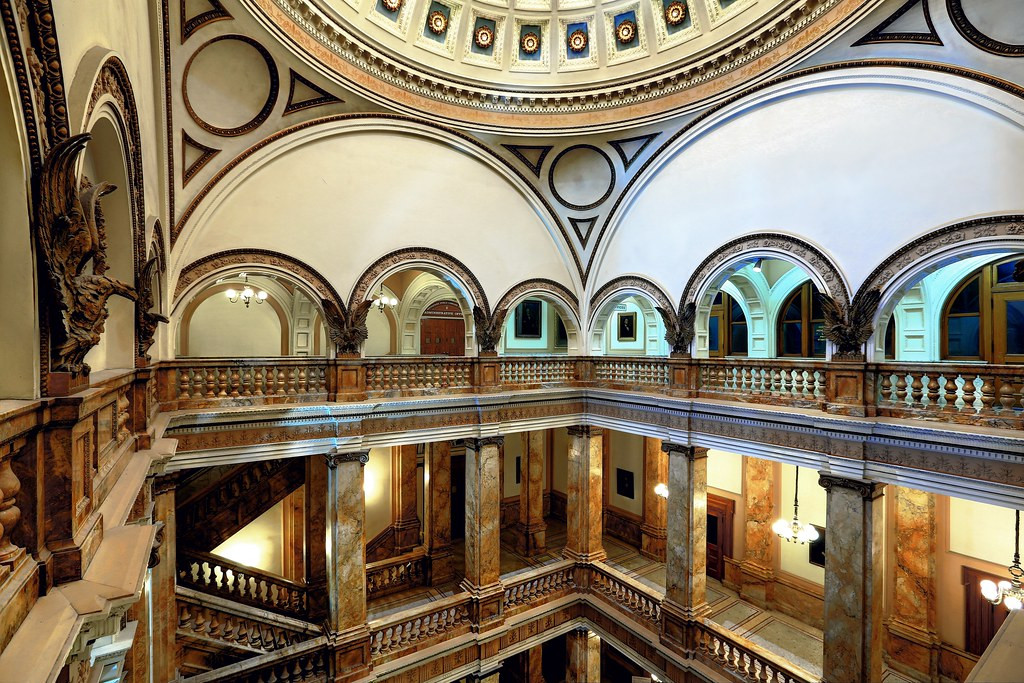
173, 249, 345, 310
348, 247, 490, 314
494, 279, 579, 319
588, 275, 672, 318
680, 233, 850, 308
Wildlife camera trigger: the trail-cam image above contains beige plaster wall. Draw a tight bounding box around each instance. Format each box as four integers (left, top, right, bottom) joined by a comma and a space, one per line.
364, 446, 393, 540
212, 501, 285, 577
608, 430, 642, 517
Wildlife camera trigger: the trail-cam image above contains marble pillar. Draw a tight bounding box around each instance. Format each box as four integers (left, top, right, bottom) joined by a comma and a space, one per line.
425, 440, 453, 585
739, 456, 775, 606
567, 627, 600, 683
462, 437, 503, 626
516, 431, 546, 556
305, 455, 329, 623
887, 486, 939, 681
564, 426, 605, 563
641, 437, 668, 561
661, 444, 708, 651
394, 444, 420, 552
522, 644, 544, 683
151, 473, 178, 683
325, 449, 370, 681
819, 474, 885, 683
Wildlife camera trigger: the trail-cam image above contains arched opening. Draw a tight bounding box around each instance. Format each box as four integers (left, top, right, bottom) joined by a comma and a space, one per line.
0, 43, 37, 398
777, 282, 827, 359
941, 257, 1024, 364
498, 294, 581, 356
589, 292, 667, 356
707, 291, 747, 358
363, 268, 474, 356
81, 116, 135, 372
173, 271, 327, 357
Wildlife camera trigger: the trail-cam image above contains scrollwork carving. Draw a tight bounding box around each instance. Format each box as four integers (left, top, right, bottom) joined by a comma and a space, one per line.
36, 134, 137, 374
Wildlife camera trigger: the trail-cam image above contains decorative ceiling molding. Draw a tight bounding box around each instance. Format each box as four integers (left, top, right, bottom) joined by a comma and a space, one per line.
608, 133, 660, 171
494, 278, 580, 315
946, 0, 1024, 57
569, 216, 598, 248
852, 0, 941, 46
501, 144, 553, 178
181, 0, 233, 43
181, 130, 220, 186
548, 144, 616, 211
588, 275, 673, 319
284, 70, 343, 114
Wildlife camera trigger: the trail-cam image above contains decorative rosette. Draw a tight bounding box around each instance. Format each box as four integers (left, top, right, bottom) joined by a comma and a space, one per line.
381, 0, 402, 12
664, 1, 686, 26
520, 31, 540, 54
427, 10, 448, 35
474, 24, 495, 49
615, 18, 637, 44
568, 28, 588, 53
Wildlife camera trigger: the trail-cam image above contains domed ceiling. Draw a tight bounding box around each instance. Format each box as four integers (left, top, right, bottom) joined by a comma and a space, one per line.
246, 0, 882, 128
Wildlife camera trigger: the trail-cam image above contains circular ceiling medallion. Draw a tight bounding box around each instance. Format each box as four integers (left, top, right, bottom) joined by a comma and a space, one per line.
521, 32, 541, 55
182, 35, 279, 137
548, 145, 616, 211
947, 0, 1024, 56
381, 0, 403, 11
474, 25, 495, 49
568, 29, 588, 54
428, 10, 448, 35
665, 1, 686, 26
616, 19, 637, 44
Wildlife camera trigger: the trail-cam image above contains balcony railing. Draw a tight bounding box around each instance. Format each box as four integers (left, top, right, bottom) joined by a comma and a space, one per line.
368, 592, 473, 662
366, 547, 428, 599
154, 355, 1024, 430
589, 562, 662, 629
693, 619, 818, 683
501, 560, 576, 616
177, 549, 308, 618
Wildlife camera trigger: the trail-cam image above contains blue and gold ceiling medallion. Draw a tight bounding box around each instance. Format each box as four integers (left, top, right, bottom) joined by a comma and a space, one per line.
381, 0, 403, 12
615, 18, 637, 44
428, 9, 448, 34
664, 1, 686, 25
474, 24, 495, 49
568, 28, 588, 53
521, 31, 541, 54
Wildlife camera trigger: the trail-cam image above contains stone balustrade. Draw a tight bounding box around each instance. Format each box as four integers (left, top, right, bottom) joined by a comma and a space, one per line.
364, 357, 475, 397
588, 562, 663, 629
697, 358, 829, 406
177, 549, 309, 618
175, 594, 313, 653
159, 358, 329, 409
179, 635, 330, 683
499, 355, 578, 387
692, 619, 817, 683
365, 546, 428, 599
368, 592, 473, 661
501, 560, 576, 616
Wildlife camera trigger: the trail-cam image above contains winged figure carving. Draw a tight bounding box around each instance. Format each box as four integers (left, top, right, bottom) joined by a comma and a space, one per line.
656, 301, 696, 355
819, 288, 881, 358
473, 305, 508, 353
37, 134, 137, 374
136, 252, 169, 360
322, 298, 372, 354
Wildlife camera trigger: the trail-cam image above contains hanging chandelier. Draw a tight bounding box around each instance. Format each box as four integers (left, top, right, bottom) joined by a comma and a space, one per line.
980, 509, 1024, 611
373, 285, 398, 313
772, 466, 820, 544
224, 274, 267, 308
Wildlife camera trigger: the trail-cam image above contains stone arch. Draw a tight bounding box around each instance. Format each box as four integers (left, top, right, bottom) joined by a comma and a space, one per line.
588, 277, 673, 357
348, 247, 489, 315
394, 272, 474, 355
176, 282, 291, 356
693, 273, 770, 358
494, 279, 582, 355
858, 215, 1024, 361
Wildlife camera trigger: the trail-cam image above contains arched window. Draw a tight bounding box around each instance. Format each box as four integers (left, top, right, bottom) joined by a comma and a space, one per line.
708, 292, 748, 357
777, 282, 825, 358
942, 258, 1024, 364
884, 316, 896, 360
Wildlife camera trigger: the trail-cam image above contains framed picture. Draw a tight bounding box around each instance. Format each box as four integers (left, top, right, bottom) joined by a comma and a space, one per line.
808, 524, 826, 568
616, 467, 635, 499
617, 311, 637, 342
555, 317, 568, 348
515, 300, 543, 338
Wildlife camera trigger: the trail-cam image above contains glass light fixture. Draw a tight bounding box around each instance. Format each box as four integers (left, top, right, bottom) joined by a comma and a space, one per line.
980, 509, 1024, 611
654, 483, 669, 499
753, 258, 763, 273
373, 285, 398, 313
224, 274, 267, 308
772, 466, 819, 544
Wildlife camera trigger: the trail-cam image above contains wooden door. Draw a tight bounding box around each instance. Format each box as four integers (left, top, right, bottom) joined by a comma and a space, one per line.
963, 566, 1011, 655
706, 493, 735, 581
420, 301, 465, 356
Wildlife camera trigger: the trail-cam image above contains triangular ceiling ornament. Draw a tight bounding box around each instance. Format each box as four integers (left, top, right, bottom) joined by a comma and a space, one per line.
181, 130, 220, 186
853, 0, 941, 46
608, 133, 661, 171
180, 0, 232, 43
569, 216, 598, 248
501, 144, 553, 178
284, 71, 343, 115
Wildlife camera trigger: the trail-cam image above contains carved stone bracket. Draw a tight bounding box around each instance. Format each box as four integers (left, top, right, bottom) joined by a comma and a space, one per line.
818, 473, 884, 500
461, 436, 505, 450
324, 449, 369, 468
566, 425, 597, 438
660, 443, 706, 460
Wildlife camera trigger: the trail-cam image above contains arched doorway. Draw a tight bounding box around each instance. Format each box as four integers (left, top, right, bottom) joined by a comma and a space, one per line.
419, 300, 466, 356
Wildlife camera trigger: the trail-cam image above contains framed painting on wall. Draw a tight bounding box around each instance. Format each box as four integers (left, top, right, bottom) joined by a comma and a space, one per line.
617, 311, 637, 341
515, 300, 543, 338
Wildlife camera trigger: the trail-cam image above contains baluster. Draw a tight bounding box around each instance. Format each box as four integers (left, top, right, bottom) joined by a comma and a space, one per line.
925, 375, 940, 409
801, 370, 813, 399
217, 368, 229, 397
228, 367, 241, 397
962, 375, 978, 413
240, 366, 253, 396
297, 367, 307, 394
275, 368, 286, 395
979, 376, 997, 415
204, 369, 216, 398
895, 373, 908, 405
879, 372, 893, 404
910, 374, 924, 407
999, 377, 1016, 414
253, 367, 265, 396
178, 370, 191, 399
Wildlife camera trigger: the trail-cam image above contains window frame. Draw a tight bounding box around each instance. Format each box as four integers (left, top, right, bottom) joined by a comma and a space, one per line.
777, 282, 826, 359
941, 258, 1024, 364
708, 291, 748, 358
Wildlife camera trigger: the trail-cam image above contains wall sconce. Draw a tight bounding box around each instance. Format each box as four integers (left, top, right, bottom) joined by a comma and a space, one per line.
654, 483, 669, 499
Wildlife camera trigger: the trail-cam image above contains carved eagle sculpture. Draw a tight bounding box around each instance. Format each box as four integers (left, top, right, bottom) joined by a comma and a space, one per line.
656, 301, 696, 355
819, 288, 882, 358
136, 253, 169, 360
322, 298, 373, 355
473, 305, 508, 353
37, 134, 137, 373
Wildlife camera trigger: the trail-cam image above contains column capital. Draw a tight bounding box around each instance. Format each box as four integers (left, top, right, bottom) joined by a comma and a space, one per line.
461, 436, 504, 450
566, 425, 599, 438
325, 449, 369, 469
153, 471, 181, 496
661, 442, 707, 459
818, 473, 884, 500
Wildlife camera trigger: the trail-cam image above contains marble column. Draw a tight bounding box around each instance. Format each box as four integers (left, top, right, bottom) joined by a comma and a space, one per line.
566, 627, 600, 683
564, 426, 605, 563
739, 456, 775, 606
640, 437, 668, 561
462, 437, 504, 626
425, 440, 453, 585
325, 449, 370, 681
661, 444, 708, 651
516, 431, 546, 556
520, 644, 544, 683
305, 455, 329, 623
818, 474, 885, 683
151, 473, 179, 683
887, 486, 939, 681
394, 444, 420, 552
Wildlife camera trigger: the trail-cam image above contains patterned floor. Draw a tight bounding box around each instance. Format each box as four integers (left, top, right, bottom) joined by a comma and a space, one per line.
366, 518, 914, 682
